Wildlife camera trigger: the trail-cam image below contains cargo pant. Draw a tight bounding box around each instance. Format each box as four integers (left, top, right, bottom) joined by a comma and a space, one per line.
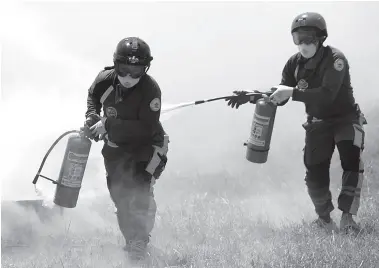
302, 111, 366, 217
102, 144, 168, 247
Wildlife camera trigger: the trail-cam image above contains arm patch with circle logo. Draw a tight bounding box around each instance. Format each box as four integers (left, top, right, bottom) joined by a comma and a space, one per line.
333, 58, 345, 71
149, 98, 161, 112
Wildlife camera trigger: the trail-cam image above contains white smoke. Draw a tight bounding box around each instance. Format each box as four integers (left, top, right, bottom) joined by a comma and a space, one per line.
0, 2, 100, 202
0, 92, 189, 203
0, 0, 193, 202
161, 101, 196, 122
2, 0, 379, 239
0, 1, 197, 203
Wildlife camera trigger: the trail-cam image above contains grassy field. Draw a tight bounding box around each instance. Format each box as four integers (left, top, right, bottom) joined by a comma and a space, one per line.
2, 153, 379, 268
2, 114, 379, 268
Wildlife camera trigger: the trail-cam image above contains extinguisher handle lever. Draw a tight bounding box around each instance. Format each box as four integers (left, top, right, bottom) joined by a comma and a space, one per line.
249, 90, 273, 97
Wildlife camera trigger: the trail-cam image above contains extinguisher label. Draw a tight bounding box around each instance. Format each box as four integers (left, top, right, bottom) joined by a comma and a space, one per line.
67, 152, 88, 163
61, 151, 89, 188
249, 114, 271, 147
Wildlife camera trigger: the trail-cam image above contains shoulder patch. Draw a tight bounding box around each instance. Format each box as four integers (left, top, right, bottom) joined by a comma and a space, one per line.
106, 106, 118, 118
149, 98, 161, 112
333, 58, 345, 71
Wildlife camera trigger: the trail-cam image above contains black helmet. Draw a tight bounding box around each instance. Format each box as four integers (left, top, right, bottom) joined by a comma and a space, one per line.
291, 12, 328, 39
112, 37, 153, 78
113, 37, 153, 66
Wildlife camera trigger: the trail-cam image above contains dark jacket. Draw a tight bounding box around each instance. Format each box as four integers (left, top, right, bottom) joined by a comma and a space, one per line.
280, 45, 357, 120
85, 68, 166, 162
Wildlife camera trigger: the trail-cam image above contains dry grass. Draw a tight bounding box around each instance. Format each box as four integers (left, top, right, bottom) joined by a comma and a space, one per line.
2, 159, 379, 268
2, 114, 379, 268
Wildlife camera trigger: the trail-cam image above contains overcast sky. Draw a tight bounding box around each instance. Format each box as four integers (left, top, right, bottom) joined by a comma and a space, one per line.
2, 1, 379, 102
1, 1, 379, 200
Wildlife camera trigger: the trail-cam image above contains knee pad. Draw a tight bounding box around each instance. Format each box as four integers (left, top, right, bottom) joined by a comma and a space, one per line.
304, 160, 331, 188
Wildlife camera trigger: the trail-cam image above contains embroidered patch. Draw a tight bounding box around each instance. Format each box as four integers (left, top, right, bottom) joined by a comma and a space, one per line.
149, 98, 161, 112
334, 58, 345, 71
297, 79, 309, 90
106, 107, 117, 118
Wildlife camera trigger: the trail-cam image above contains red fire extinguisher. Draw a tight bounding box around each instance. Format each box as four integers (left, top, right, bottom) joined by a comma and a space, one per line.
157, 91, 278, 164
244, 96, 277, 164
33, 130, 92, 208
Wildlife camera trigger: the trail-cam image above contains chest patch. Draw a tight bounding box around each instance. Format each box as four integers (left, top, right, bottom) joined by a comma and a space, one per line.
297, 79, 309, 90
106, 106, 118, 118
149, 98, 161, 112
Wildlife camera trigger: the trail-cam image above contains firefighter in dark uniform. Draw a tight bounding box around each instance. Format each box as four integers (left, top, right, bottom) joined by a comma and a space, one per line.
225, 12, 367, 234
81, 37, 169, 261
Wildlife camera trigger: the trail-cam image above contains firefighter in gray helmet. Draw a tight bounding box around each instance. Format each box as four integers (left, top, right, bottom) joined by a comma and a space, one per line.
226, 12, 367, 234
82, 37, 169, 262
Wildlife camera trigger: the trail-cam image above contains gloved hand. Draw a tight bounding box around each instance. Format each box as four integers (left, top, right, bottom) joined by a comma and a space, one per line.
90, 116, 107, 138
154, 152, 168, 179
269, 85, 294, 105
80, 114, 102, 141
225, 90, 263, 109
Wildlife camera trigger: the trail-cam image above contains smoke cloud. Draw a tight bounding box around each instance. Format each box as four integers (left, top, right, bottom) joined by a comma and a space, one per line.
1, 1, 379, 244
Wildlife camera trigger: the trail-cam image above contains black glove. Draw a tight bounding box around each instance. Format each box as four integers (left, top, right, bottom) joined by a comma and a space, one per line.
225, 90, 263, 109
80, 114, 102, 141
154, 152, 168, 180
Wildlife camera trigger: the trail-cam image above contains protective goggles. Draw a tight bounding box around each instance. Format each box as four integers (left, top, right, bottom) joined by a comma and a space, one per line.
292, 30, 319, 45
115, 62, 146, 78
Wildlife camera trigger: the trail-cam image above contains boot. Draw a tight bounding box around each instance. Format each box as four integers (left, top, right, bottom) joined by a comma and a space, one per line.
311, 214, 338, 233
340, 212, 361, 234
123, 235, 150, 262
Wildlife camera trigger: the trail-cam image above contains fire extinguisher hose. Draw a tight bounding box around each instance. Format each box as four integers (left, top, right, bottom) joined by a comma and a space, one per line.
193, 91, 272, 105
161, 91, 273, 114
32, 130, 80, 185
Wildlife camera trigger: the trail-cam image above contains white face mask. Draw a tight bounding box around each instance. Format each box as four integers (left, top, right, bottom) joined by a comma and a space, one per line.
298, 43, 318, 59
118, 75, 141, 88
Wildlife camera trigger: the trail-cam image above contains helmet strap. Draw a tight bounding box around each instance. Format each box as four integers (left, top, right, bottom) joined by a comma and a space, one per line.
144, 65, 150, 74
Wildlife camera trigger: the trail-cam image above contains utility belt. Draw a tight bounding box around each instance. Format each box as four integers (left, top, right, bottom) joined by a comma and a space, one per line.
305, 104, 367, 126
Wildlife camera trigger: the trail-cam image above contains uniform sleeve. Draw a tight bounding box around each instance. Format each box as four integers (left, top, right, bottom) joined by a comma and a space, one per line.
280, 57, 298, 88
105, 81, 162, 143
85, 72, 103, 118
275, 56, 298, 106
292, 52, 347, 105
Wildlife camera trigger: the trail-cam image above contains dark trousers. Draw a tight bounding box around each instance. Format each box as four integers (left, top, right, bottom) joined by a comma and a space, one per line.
102, 148, 160, 244
303, 114, 365, 216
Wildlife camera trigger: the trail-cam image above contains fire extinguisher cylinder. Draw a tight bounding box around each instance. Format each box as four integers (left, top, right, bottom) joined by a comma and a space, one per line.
245, 98, 277, 164
53, 134, 92, 208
